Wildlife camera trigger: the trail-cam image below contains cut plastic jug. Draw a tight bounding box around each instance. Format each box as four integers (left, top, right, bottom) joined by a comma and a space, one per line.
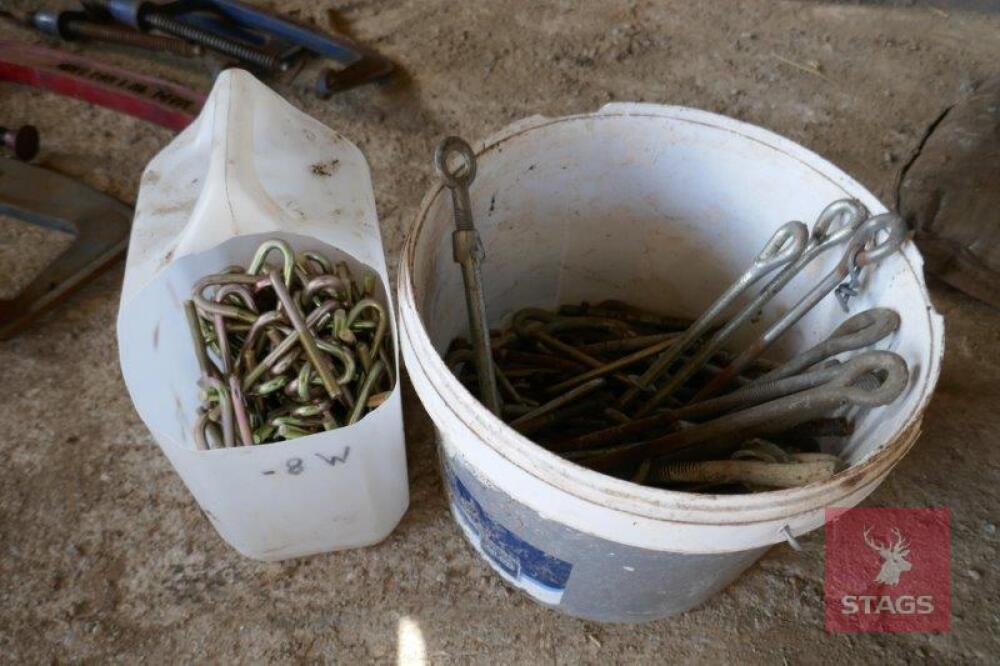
117, 70, 408, 561
398, 104, 944, 622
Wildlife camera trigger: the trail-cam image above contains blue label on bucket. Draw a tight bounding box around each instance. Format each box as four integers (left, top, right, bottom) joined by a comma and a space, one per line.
445, 462, 572, 604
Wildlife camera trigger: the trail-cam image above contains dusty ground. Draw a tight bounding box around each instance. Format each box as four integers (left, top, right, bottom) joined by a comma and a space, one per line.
2, 0, 1000, 663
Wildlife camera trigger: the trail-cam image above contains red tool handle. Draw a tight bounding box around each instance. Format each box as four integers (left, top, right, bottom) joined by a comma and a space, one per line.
0, 40, 205, 131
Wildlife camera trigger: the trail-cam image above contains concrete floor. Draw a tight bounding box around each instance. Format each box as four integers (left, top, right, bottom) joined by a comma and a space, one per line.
2, 0, 999, 662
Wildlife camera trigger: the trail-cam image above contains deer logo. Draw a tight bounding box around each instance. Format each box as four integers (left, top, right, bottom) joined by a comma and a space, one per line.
863, 526, 912, 586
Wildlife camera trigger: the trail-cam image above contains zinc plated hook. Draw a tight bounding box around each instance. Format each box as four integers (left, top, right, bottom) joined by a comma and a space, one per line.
754, 308, 900, 383
571, 350, 908, 472
617, 219, 809, 410
634, 199, 869, 416
693, 213, 907, 401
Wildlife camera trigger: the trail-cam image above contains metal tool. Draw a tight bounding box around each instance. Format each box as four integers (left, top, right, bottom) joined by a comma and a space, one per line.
512, 308, 643, 392
0, 158, 131, 339
29, 9, 203, 57
435, 136, 502, 415
0, 125, 39, 161
188, 0, 395, 93
439, 200, 909, 493
571, 350, 909, 473
693, 213, 906, 400
0, 41, 205, 130
543, 334, 679, 394
755, 308, 900, 382
0, 44, 203, 338
82, 0, 285, 71
549, 357, 855, 454
511, 378, 606, 430
559, 301, 692, 331
633, 199, 870, 416
616, 219, 809, 410
642, 455, 838, 489
448, 303, 764, 445
85, 0, 393, 93
315, 55, 395, 99
445, 295, 902, 491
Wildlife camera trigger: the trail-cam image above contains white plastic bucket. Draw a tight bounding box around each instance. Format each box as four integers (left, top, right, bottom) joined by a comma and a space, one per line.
398, 104, 944, 622
117, 71, 408, 561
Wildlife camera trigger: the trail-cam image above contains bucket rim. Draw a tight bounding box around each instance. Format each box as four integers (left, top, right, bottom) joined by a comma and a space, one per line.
398, 104, 944, 527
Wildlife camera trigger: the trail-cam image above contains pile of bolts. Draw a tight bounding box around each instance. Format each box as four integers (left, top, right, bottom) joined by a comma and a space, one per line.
437, 137, 911, 493
185, 239, 394, 448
